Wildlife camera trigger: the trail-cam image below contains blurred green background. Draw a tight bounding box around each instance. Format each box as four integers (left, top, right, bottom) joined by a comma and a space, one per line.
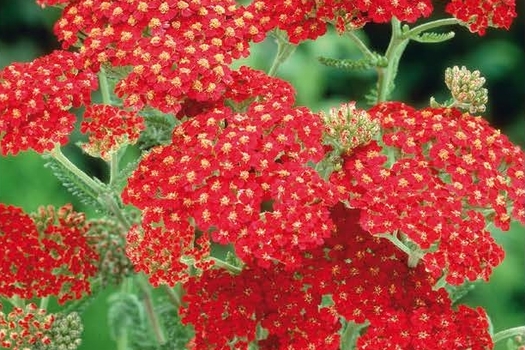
0, 1, 523, 349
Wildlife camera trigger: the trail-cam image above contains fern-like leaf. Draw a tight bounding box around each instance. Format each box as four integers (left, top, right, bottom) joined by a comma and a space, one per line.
131, 301, 194, 350
107, 292, 146, 342
112, 158, 141, 191
445, 281, 475, 305
411, 31, 455, 44
318, 52, 388, 71
44, 157, 107, 212
364, 87, 379, 106
138, 112, 177, 150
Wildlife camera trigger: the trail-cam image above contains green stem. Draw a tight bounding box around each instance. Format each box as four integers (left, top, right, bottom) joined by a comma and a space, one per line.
116, 331, 128, 350
98, 68, 120, 187
50, 146, 131, 230
376, 232, 412, 256
137, 274, 167, 346
346, 30, 374, 59
9, 295, 25, 309
109, 153, 119, 187
376, 18, 409, 103
116, 278, 132, 350
375, 17, 460, 103
432, 274, 448, 291
51, 146, 105, 195
162, 284, 183, 309
493, 326, 525, 344
209, 257, 243, 274
341, 321, 368, 350
268, 30, 297, 77
99, 67, 112, 105
403, 18, 460, 39
39, 296, 49, 310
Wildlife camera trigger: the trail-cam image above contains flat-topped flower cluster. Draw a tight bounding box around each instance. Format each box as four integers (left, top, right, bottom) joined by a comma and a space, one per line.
0, 0, 522, 349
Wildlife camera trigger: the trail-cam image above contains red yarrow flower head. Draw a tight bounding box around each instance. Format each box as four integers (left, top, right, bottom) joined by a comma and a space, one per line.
123, 70, 342, 285
331, 102, 524, 285
446, 0, 517, 35
50, 0, 271, 113
0, 203, 98, 303
0, 50, 97, 155
80, 104, 144, 160
180, 203, 493, 349
36, 0, 70, 6
246, 0, 433, 43
0, 303, 54, 349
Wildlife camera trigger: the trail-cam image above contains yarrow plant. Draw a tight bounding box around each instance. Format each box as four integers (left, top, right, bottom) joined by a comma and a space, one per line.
0, 0, 523, 349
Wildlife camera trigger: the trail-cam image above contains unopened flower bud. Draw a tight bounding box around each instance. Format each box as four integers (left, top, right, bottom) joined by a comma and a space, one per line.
321, 102, 380, 156
445, 66, 488, 114
35, 312, 82, 350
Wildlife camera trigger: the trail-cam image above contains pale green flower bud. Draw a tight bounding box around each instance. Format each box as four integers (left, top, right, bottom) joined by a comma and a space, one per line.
35, 312, 82, 350
445, 66, 488, 114
321, 102, 380, 156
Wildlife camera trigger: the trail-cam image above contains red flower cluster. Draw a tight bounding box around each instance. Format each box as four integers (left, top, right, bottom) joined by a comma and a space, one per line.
123, 69, 340, 285
181, 203, 493, 349
80, 104, 144, 160
331, 102, 524, 284
44, 0, 272, 113
247, 0, 433, 43
0, 204, 98, 303
446, 0, 517, 35
0, 303, 54, 349
0, 50, 97, 155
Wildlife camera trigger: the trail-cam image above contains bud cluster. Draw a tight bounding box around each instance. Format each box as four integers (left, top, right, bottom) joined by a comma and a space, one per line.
445, 65, 488, 114
321, 102, 380, 156
87, 218, 134, 287
35, 312, 83, 350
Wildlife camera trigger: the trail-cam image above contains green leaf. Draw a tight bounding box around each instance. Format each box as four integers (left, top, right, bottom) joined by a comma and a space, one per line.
365, 87, 380, 106
131, 300, 194, 350
107, 292, 146, 342
61, 279, 104, 315
225, 251, 244, 269
111, 158, 141, 191
318, 52, 387, 71
445, 281, 476, 305
411, 31, 455, 44
44, 157, 107, 212
138, 111, 178, 150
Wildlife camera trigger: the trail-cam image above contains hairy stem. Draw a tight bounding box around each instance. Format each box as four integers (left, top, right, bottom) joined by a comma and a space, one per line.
209, 257, 243, 274
377, 18, 409, 102
98, 68, 121, 187
116, 278, 132, 350
346, 30, 374, 59
376, 232, 412, 256
50, 146, 105, 195
50, 146, 131, 230
163, 284, 183, 309
268, 30, 297, 77
137, 274, 167, 346
493, 326, 525, 344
